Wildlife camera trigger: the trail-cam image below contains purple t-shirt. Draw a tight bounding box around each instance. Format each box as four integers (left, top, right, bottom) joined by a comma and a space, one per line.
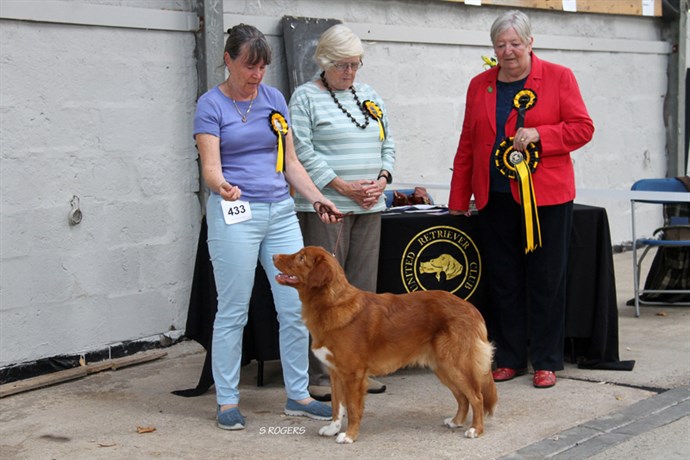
193, 84, 291, 202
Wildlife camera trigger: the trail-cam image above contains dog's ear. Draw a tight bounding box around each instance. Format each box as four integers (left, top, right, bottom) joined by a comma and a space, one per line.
307, 253, 334, 288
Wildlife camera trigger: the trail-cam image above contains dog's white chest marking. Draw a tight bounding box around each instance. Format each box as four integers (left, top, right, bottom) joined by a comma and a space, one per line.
312, 346, 334, 368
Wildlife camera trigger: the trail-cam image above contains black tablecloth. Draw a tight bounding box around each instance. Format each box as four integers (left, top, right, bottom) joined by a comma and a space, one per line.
376, 210, 487, 317
377, 205, 631, 370
565, 204, 633, 370
174, 204, 631, 395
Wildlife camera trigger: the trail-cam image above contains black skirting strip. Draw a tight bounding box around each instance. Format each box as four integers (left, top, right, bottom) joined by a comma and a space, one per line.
0, 337, 183, 385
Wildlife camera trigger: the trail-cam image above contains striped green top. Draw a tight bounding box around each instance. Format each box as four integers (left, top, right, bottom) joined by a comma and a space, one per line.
288, 80, 396, 214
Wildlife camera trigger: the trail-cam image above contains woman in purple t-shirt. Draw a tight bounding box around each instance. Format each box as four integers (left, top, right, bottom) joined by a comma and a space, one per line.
193, 24, 340, 430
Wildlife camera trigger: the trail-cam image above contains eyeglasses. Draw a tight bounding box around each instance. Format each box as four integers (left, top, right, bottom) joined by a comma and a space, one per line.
331, 61, 363, 72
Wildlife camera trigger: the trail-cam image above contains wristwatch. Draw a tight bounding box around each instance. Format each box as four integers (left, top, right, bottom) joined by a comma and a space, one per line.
377, 170, 392, 184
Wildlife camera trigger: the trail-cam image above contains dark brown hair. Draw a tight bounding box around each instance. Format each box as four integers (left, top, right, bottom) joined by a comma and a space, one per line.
225, 24, 272, 65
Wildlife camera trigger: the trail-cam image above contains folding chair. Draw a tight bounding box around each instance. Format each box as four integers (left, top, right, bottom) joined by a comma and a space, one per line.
630, 178, 690, 317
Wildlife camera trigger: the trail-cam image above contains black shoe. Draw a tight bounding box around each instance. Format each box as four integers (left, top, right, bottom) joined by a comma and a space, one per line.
367, 377, 387, 394
309, 378, 387, 401
308, 385, 331, 402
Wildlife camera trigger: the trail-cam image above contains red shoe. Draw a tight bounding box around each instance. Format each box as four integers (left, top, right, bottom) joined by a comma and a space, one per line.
492, 367, 526, 382
533, 370, 556, 388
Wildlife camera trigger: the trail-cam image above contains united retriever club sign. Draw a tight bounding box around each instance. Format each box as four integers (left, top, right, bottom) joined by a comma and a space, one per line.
400, 225, 481, 299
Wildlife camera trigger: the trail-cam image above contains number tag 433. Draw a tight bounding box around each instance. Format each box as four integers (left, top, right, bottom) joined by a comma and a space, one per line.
221, 200, 252, 225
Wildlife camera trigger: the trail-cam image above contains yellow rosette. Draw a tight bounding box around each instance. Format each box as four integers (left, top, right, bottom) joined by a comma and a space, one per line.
482, 55, 497, 69
494, 139, 542, 253
514, 89, 537, 128
269, 111, 288, 172
363, 100, 385, 141
513, 89, 537, 110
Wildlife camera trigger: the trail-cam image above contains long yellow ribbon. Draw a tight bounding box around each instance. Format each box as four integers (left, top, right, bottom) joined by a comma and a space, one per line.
514, 160, 542, 253
269, 111, 288, 172
275, 133, 284, 172
376, 118, 385, 141
364, 100, 386, 141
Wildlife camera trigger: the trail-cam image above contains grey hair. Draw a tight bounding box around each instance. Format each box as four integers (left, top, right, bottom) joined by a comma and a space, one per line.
314, 24, 364, 70
490, 10, 532, 45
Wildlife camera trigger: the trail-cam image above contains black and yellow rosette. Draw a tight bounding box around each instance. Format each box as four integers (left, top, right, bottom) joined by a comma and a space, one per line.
363, 100, 385, 141
514, 89, 537, 108
495, 140, 542, 252
269, 111, 288, 172
494, 138, 540, 180
514, 89, 537, 128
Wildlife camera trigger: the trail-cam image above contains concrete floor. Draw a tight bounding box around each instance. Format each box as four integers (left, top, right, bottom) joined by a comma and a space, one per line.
0, 250, 688, 459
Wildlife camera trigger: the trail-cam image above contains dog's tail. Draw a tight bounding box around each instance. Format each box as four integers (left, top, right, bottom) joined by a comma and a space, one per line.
482, 374, 498, 416
478, 340, 498, 416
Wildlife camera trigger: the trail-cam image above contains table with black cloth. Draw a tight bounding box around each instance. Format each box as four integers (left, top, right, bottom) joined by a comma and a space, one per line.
375, 209, 486, 320
376, 204, 631, 370
565, 204, 633, 370
173, 204, 631, 397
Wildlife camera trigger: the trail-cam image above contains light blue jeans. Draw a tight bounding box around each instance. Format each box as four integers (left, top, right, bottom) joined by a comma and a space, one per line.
206, 193, 310, 405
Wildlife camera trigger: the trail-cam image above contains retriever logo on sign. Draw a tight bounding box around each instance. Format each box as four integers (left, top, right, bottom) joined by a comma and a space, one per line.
401, 226, 481, 299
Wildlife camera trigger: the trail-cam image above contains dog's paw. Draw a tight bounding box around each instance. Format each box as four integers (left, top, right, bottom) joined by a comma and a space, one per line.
318, 421, 341, 437
464, 427, 478, 439
444, 417, 461, 428
335, 432, 354, 444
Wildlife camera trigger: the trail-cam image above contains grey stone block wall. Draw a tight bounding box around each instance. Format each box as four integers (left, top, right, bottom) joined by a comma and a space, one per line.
0, 2, 200, 366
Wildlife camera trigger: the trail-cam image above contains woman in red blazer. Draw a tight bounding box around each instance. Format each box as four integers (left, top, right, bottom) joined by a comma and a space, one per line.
449, 10, 594, 388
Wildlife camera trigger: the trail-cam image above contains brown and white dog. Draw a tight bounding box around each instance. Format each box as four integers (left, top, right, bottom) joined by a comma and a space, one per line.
273, 246, 497, 443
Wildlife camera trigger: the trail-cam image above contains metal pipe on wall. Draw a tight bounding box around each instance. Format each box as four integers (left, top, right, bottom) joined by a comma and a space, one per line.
192, 0, 224, 214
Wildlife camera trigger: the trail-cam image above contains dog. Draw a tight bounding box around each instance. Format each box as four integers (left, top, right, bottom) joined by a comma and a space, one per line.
273, 246, 497, 443
419, 253, 464, 281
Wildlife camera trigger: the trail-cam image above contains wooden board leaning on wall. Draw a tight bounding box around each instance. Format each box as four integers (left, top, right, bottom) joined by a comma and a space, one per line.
442, 0, 662, 17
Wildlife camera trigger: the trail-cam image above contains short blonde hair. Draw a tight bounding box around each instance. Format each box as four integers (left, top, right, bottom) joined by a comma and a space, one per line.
314, 24, 364, 70
490, 10, 532, 46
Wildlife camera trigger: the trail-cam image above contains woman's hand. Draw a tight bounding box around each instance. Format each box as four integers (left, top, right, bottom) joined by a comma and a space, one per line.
313, 200, 344, 224
449, 209, 473, 217
513, 127, 540, 151
219, 181, 242, 201
339, 179, 384, 209
361, 178, 386, 209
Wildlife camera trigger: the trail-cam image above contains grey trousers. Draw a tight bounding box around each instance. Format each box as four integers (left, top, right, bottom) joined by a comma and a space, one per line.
297, 211, 382, 384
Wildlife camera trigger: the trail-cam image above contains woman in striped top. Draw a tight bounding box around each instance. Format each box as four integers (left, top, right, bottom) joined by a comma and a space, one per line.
288, 24, 396, 399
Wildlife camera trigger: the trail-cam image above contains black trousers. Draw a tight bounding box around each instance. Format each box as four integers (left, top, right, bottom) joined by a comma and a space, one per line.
479, 192, 573, 371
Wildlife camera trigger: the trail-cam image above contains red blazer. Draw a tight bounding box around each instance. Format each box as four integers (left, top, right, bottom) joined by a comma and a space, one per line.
449, 53, 594, 211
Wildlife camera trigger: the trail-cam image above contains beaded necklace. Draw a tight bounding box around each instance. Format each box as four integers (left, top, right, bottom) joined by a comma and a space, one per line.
321, 72, 370, 129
